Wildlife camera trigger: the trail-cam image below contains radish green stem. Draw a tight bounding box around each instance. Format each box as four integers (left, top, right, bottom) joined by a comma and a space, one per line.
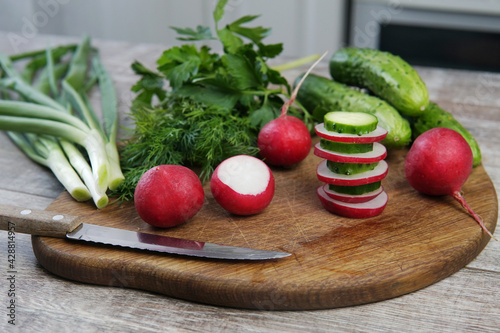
280, 50, 328, 117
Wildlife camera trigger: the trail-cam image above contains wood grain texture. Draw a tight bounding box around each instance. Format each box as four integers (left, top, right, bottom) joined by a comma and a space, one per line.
31, 148, 497, 310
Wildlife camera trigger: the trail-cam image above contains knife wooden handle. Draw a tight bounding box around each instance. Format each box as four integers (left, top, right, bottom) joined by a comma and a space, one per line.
0, 204, 82, 237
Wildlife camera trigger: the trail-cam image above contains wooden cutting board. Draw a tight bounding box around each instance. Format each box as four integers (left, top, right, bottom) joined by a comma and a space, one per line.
32, 148, 498, 310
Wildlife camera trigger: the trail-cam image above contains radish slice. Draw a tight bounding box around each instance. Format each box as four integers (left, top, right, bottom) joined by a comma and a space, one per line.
314, 142, 387, 163
317, 186, 388, 218
315, 123, 388, 143
323, 184, 384, 203
316, 159, 388, 185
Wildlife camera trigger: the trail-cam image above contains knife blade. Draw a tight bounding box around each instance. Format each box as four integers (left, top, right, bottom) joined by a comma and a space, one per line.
0, 204, 291, 260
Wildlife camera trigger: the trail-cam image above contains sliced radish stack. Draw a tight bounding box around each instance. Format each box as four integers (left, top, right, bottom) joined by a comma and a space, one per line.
316, 160, 388, 186
315, 123, 388, 143
314, 111, 389, 218
314, 142, 387, 163
323, 184, 384, 203
317, 186, 388, 218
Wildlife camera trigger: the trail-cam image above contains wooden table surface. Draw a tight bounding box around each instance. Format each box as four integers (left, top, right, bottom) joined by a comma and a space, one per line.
0, 32, 499, 332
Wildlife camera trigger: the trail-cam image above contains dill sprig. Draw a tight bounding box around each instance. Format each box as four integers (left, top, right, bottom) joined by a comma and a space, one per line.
116, 96, 259, 201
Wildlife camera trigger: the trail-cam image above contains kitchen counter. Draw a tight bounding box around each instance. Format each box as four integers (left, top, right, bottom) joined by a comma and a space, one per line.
0, 32, 499, 332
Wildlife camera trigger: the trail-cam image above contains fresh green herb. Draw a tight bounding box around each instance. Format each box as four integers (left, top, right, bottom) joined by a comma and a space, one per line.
115, 0, 314, 201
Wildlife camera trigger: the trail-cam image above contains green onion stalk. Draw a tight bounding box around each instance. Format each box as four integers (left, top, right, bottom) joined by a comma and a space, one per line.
7, 132, 92, 202
0, 36, 124, 208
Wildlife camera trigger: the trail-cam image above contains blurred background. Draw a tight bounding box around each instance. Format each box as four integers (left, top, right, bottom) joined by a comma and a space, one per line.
1, 0, 500, 71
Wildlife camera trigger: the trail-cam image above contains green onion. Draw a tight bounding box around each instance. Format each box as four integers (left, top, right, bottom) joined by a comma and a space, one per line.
0, 77, 66, 111
0, 115, 89, 142
0, 100, 89, 131
7, 132, 91, 202
91, 53, 124, 190
60, 139, 109, 208
0, 37, 124, 208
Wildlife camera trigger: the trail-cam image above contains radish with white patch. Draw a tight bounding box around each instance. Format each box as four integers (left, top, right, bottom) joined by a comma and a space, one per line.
134, 165, 205, 228
210, 155, 275, 215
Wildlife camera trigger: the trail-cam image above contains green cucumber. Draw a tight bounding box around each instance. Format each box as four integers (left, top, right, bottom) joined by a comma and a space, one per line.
295, 73, 412, 148
329, 181, 381, 195
324, 111, 378, 135
410, 101, 482, 167
329, 47, 429, 117
327, 160, 379, 175
320, 139, 373, 154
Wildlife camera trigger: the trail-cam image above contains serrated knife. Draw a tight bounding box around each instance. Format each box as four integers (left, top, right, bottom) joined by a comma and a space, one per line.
0, 204, 291, 260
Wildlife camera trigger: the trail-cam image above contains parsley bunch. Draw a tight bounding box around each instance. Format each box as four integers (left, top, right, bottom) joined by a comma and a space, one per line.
115, 0, 312, 201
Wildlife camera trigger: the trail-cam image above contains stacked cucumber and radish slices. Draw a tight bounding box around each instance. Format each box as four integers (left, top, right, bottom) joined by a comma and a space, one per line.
314, 111, 389, 218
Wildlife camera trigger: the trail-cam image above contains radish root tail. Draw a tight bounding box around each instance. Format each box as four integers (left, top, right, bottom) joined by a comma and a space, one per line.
453, 191, 498, 241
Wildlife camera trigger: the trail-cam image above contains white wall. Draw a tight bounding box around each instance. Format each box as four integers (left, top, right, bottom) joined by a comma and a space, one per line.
0, 0, 347, 58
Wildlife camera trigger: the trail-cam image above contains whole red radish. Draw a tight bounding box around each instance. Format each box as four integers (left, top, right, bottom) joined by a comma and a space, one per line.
405, 127, 496, 240
258, 115, 311, 166
210, 155, 274, 215
257, 51, 327, 167
134, 165, 205, 228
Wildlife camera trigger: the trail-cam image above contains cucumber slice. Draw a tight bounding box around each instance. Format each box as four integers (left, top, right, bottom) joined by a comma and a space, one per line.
322, 184, 384, 203
324, 111, 378, 135
320, 138, 373, 154
314, 142, 387, 163
328, 181, 382, 195
317, 186, 388, 218
317, 159, 388, 186
327, 160, 379, 175
315, 123, 388, 143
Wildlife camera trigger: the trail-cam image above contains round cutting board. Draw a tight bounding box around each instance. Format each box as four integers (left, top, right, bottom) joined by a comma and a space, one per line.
32, 148, 498, 310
